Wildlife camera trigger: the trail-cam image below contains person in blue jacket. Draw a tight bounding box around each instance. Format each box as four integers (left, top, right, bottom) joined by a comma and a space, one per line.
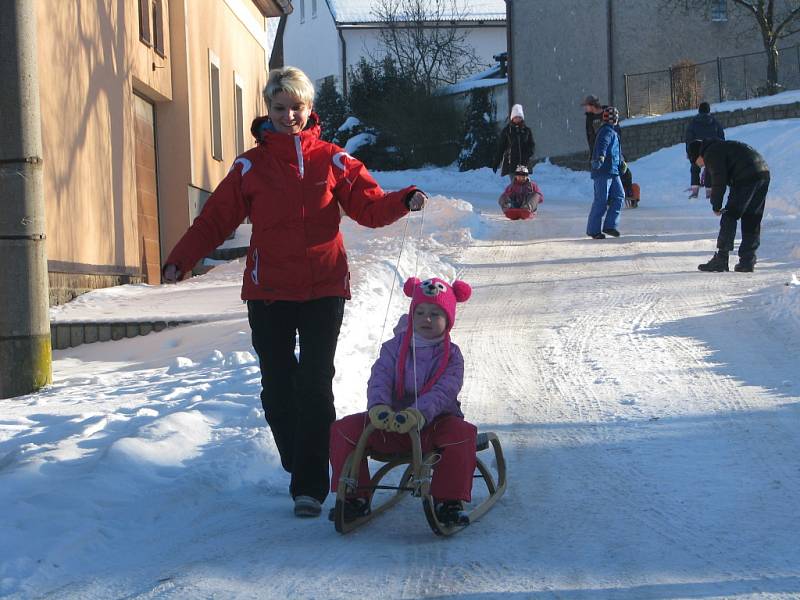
685, 102, 725, 197
587, 106, 626, 239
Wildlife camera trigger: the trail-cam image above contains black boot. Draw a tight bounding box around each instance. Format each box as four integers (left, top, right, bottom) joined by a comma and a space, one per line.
734, 257, 757, 272
698, 252, 729, 272
435, 500, 469, 526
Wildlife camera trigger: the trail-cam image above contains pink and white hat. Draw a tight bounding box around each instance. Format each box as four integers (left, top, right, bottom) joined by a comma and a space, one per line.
395, 277, 472, 401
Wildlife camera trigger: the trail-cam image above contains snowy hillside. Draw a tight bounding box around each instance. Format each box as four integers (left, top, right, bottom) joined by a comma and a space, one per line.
1, 117, 799, 599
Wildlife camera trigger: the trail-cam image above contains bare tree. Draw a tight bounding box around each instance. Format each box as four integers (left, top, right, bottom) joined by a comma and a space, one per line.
662, 0, 800, 93
370, 0, 486, 93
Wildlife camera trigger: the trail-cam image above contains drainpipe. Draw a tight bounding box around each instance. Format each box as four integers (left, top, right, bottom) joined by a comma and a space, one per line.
0, 0, 52, 398
607, 0, 614, 105
505, 0, 513, 110
337, 26, 347, 98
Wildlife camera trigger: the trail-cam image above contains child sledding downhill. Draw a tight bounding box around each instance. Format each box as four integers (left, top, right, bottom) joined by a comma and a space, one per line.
328, 277, 506, 534
498, 165, 544, 220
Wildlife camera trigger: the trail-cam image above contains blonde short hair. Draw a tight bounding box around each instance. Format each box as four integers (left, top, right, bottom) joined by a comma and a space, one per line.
263, 66, 315, 107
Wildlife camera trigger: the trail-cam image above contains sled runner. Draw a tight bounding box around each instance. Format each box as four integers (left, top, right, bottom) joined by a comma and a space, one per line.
333, 425, 507, 536
503, 207, 535, 220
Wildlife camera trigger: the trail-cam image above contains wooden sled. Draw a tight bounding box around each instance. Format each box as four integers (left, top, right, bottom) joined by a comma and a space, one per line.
333, 425, 507, 536
503, 207, 535, 220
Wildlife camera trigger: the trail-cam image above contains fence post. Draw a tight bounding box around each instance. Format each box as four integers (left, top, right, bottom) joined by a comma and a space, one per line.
624, 74, 630, 117
717, 56, 724, 102
743, 56, 749, 98
669, 67, 675, 112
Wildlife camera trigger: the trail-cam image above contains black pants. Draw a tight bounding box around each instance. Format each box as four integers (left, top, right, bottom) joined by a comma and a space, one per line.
247, 296, 345, 502
717, 175, 769, 262
690, 162, 702, 186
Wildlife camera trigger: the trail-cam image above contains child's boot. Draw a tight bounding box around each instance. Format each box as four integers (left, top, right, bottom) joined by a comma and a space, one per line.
698, 251, 729, 272
435, 500, 469, 526
327, 497, 370, 523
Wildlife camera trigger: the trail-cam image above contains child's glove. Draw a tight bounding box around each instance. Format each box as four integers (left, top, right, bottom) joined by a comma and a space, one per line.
591, 156, 604, 170
368, 405, 394, 430
389, 408, 426, 434
620, 160, 629, 174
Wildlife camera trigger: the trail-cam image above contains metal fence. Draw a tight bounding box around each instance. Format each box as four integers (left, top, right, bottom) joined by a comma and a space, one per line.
624, 44, 800, 117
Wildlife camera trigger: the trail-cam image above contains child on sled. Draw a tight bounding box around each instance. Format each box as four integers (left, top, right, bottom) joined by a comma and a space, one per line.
498, 165, 544, 217
329, 277, 477, 526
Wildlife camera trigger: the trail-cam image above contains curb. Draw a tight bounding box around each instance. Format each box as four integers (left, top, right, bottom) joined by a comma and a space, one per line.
50, 320, 194, 350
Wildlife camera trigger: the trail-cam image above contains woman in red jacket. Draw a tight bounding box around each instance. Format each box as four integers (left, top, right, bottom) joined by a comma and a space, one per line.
162, 66, 425, 518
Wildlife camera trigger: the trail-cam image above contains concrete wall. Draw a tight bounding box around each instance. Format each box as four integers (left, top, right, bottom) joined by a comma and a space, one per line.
549, 100, 800, 172
621, 101, 800, 162
510, 0, 800, 159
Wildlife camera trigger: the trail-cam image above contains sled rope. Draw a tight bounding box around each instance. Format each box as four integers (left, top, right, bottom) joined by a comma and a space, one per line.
409, 203, 428, 431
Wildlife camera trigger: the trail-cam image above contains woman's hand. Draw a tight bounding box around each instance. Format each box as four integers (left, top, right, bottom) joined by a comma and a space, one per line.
405, 190, 426, 212
162, 263, 183, 283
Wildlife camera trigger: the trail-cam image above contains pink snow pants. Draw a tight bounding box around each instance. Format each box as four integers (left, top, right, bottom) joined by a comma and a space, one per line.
329, 412, 478, 502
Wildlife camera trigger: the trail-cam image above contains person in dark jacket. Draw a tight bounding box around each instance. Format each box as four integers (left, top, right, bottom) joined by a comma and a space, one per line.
493, 104, 535, 180
685, 102, 725, 197
162, 67, 426, 518
581, 94, 637, 206
688, 138, 770, 272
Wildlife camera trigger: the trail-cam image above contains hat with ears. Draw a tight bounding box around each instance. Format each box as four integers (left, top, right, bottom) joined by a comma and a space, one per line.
510, 104, 525, 120
404, 277, 472, 332
394, 277, 472, 401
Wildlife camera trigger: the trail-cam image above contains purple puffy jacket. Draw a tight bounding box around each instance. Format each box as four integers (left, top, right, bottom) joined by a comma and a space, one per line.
366, 315, 465, 425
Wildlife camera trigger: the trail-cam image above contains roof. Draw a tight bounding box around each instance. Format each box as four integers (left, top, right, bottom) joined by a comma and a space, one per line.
252, 0, 293, 18
326, 0, 505, 24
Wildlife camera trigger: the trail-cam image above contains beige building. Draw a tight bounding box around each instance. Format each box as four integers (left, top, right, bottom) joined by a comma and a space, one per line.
36, 0, 292, 304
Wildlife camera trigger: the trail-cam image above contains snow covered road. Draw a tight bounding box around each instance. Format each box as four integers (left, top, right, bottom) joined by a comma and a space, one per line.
2, 120, 800, 599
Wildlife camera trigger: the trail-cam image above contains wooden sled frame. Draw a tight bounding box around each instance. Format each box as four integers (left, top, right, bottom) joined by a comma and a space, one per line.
333, 425, 507, 536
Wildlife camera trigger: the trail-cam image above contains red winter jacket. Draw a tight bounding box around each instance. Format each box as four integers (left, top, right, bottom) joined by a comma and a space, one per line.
165, 115, 415, 302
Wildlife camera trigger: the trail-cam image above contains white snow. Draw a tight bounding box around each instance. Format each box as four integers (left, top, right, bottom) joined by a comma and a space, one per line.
2, 112, 800, 598
623, 88, 800, 126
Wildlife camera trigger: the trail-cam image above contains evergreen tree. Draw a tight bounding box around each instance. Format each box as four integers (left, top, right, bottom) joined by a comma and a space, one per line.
458, 87, 497, 171
314, 77, 347, 142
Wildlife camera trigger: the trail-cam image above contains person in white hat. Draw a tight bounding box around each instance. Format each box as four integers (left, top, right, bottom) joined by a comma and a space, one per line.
492, 104, 535, 181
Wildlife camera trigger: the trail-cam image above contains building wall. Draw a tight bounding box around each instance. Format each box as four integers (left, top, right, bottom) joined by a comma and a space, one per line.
511, 0, 800, 159
37, 0, 172, 278
158, 0, 271, 266
283, 6, 506, 93
282, 1, 341, 85
36, 0, 277, 303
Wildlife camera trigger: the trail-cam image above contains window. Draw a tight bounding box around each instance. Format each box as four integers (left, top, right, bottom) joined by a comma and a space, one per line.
139, 0, 165, 55
312, 0, 317, 18
300, 0, 305, 23
138, 0, 151, 45
209, 51, 223, 161
234, 74, 245, 156
153, 0, 165, 56
710, 0, 727, 22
